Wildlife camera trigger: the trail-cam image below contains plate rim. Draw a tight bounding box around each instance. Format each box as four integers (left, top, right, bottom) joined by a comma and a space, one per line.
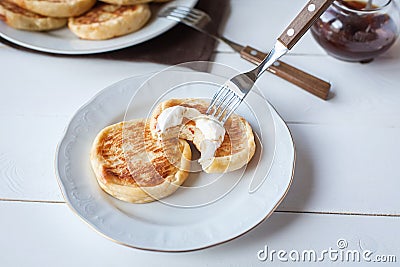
54, 74, 296, 252
0, 0, 198, 55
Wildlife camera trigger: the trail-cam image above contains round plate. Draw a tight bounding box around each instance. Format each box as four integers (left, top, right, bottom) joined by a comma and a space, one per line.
55, 65, 295, 252
0, 0, 197, 54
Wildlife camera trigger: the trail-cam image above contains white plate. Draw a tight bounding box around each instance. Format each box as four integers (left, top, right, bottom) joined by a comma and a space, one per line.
55, 67, 295, 252
0, 0, 197, 54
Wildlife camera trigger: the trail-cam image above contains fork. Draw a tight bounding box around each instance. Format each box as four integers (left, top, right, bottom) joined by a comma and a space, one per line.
205, 0, 334, 123
158, 6, 331, 100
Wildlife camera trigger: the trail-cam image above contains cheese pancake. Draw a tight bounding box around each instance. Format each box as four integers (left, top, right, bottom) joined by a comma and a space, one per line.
0, 0, 66, 30
10, 0, 96, 17
68, 3, 151, 40
150, 99, 256, 173
98, 0, 151, 6
90, 119, 191, 203
98, 0, 171, 6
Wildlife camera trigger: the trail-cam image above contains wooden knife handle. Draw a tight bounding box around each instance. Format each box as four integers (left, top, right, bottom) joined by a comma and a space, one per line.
278, 0, 334, 49
241, 46, 330, 100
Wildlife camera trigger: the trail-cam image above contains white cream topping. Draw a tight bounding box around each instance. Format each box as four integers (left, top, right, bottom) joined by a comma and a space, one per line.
156, 106, 226, 166
195, 117, 225, 143
156, 106, 202, 132
195, 117, 226, 166
198, 139, 220, 166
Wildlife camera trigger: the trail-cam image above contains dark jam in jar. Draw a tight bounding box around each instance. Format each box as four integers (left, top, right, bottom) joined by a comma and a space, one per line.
311, 0, 398, 63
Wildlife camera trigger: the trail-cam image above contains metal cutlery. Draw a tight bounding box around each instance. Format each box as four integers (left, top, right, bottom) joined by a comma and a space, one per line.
159, 5, 331, 100
203, 0, 335, 123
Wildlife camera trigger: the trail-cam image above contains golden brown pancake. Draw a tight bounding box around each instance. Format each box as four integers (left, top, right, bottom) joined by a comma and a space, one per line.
10, 0, 96, 17
98, 0, 151, 6
90, 119, 191, 203
97, 0, 171, 6
0, 0, 67, 30
68, 3, 151, 40
150, 98, 256, 173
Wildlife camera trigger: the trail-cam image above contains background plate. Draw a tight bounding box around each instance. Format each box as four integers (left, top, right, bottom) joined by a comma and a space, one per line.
55, 66, 295, 251
0, 0, 197, 54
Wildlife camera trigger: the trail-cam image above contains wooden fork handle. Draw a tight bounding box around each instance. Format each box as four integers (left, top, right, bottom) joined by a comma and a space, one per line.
278, 0, 335, 49
241, 45, 330, 100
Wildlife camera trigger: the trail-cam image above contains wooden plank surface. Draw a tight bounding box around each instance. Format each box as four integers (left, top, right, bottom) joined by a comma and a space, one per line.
214, 53, 400, 126
1, 116, 400, 215
1, 0, 400, 265
0, 201, 398, 266
0, 41, 399, 215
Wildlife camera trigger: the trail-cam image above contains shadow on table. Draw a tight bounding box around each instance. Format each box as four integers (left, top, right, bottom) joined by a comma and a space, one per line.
276, 124, 316, 214
193, 124, 317, 256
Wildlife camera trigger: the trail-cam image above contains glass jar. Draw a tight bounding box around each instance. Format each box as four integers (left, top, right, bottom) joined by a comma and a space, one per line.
311, 0, 400, 63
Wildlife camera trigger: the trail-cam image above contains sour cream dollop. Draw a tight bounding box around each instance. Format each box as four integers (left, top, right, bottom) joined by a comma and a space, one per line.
156, 106, 225, 166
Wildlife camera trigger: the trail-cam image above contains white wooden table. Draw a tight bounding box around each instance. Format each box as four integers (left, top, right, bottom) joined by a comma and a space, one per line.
1, 0, 400, 266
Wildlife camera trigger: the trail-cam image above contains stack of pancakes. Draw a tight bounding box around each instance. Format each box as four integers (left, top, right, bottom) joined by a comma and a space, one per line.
0, 0, 167, 39
91, 98, 256, 203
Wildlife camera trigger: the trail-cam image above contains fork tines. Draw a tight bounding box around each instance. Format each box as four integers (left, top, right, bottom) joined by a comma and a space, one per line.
206, 86, 242, 123
160, 6, 197, 19
159, 6, 208, 24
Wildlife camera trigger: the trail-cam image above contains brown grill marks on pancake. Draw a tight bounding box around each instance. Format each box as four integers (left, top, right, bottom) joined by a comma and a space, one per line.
73, 3, 138, 24
99, 120, 183, 188
25, 0, 66, 2
99, 122, 132, 185
144, 126, 181, 182
33, 0, 68, 2
217, 116, 248, 156
0, 0, 44, 18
